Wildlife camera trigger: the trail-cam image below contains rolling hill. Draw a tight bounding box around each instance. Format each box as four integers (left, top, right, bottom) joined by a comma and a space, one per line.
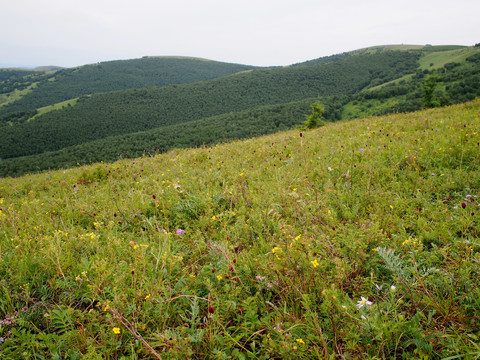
1, 45, 480, 177
0, 57, 257, 114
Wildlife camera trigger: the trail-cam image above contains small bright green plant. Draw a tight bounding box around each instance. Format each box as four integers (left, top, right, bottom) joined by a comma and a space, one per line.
304, 101, 325, 129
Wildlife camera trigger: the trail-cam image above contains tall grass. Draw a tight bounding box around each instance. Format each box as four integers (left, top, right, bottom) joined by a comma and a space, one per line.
1, 100, 479, 359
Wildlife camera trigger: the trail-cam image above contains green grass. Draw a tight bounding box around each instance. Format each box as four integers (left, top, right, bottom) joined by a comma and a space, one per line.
1, 100, 480, 358
0, 82, 38, 107
419, 47, 480, 70
27, 97, 80, 122
342, 97, 400, 119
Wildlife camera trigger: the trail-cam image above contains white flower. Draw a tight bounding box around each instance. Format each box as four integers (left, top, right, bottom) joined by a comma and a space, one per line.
390, 285, 396, 292
356, 296, 373, 309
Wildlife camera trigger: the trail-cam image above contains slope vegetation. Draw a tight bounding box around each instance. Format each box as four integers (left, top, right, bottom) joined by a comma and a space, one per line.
0, 57, 256, 114
0, 101, 479, 358
2, 45, 480, 177
0, 51, 419, 160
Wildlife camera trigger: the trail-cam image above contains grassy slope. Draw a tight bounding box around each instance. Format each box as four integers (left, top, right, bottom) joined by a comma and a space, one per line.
1, 100, 479, 358
419, 47, 480, 70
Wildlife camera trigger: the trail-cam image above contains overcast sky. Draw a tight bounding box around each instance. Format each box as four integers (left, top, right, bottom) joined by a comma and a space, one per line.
1, 0, 479, 68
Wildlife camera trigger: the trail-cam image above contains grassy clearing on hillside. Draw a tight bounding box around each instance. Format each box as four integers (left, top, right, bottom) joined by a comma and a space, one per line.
1, 101, 480, 359
342, 98, 400, 119
0, 82, 38, 107
419, 47, 480, 70
28, 98, 80, 122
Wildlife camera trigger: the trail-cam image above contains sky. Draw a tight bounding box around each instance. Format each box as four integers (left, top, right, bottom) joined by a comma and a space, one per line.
1, 0, 479, 68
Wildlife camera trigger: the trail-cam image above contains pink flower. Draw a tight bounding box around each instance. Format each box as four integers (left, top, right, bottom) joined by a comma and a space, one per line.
176, 228, 185, 235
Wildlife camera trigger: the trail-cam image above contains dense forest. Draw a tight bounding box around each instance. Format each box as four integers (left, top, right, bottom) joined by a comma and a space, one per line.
0, 51, 419, 160
0, 99, 318, 176
1, 45, 479, 177
0, 57, 256, 115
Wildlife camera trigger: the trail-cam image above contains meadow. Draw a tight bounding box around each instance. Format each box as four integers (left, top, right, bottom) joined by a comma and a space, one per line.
0, 100, 479, 359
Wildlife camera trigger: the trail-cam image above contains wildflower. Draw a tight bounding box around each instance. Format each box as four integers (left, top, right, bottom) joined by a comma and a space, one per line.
272, 246, 282, 254
217, 275, 223, 281
461, 203, 467, 209
176, 228, 185, 235
311, 259, 319, 268
356, 296, 372, 309
112, 327, 120, 334
390, 285, 396, 292
208, 306, 215, 314
327, 166, 332, 171
466, 195, 472, 199
296, 338, 305, 345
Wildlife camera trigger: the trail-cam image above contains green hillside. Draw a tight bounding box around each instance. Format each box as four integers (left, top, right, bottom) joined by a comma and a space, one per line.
1, 45, 480, 177
0, 51, 419, 160
1, 101, 479, 358
0, 57, 257, 114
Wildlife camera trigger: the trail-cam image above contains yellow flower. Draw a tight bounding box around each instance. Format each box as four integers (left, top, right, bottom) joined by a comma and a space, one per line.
296, 338, 305, 345
272, 246, 282, 254
217, 275, 223, 281
112, 327, 120, 334
144, 294, 151, 300
311, 259, 319, 268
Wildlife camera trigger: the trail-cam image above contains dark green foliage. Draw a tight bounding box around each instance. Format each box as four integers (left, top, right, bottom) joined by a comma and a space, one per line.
0, 99, 320, 176
422, 73, 439, 108
0, 57, 256, 115
304, 101, 325, 129
2, 48, 480, 177
0, 51, 420, 162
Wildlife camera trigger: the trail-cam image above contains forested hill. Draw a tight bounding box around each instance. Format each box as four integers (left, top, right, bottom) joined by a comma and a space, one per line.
0, 57, 257, 114
0, 51, 419, 161
1, 45, 480, 177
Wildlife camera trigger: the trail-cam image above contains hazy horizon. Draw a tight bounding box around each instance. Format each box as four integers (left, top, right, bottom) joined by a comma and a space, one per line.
2, 0, 479, 69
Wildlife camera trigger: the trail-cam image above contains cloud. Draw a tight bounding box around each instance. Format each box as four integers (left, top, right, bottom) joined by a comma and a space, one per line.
1, 0, 479, 67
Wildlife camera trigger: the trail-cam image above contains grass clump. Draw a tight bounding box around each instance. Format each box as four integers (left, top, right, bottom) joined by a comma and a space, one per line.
0, 100, 480, 358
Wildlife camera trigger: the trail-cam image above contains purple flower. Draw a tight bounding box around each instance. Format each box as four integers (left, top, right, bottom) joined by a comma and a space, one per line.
466, 195, 472, 199
176, 228, 185, 235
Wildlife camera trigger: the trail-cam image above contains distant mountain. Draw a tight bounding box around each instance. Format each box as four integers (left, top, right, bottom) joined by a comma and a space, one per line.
33, 66, 65, 71
0, 57, 257, 114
